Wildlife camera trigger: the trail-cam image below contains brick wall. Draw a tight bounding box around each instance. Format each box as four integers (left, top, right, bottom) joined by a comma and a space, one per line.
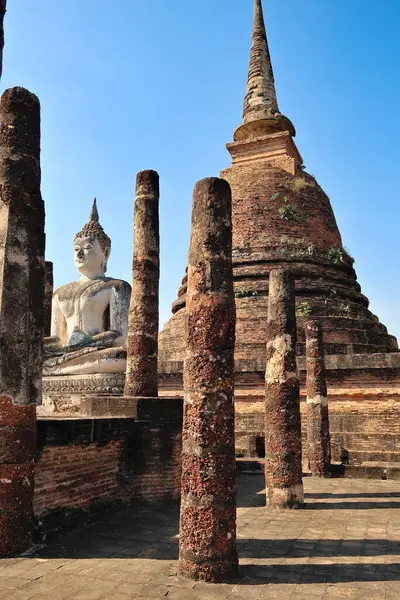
133, 398, 183, 504
34, 418, 135, 539
324, 396, 400, 464
34, 402, 184, 539
159, 355, 400, 468
234, 392, 400, 467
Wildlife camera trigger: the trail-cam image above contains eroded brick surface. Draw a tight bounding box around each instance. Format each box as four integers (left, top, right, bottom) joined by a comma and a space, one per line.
124, 170, 160, 398
179, 178, 238, 582
0, 87, 44, 557
306, 320, 331, 477
265, 270, 304, 508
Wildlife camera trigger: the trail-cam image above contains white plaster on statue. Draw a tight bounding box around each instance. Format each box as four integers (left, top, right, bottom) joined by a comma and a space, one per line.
43, 200, 131, 376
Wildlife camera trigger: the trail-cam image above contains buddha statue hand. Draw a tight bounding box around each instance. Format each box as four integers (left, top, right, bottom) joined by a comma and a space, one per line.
67, 327, 91, 347
44, 328, 124, 358
44, 328, 93, 357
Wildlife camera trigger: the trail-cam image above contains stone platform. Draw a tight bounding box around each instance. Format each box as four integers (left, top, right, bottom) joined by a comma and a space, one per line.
1, 474, 399, 599
41, 372, 184, 424
39, 373, 131, 418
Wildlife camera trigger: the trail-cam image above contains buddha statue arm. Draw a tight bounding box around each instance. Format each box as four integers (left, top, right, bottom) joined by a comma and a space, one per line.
44, 294, 67, 351
89, 281, 131, 348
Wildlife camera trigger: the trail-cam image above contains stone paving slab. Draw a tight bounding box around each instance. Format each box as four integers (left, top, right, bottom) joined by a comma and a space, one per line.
0, 475, 399, 599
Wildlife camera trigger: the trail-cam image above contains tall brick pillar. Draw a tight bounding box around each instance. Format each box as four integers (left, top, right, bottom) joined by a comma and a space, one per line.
179, 178, 238, 583
265, 269, 304, 508
124, 170, 160, 398
306, 319, 331, 477
44, 261, 53, 337
0, 1, 6, 77
0, 87, 45, 556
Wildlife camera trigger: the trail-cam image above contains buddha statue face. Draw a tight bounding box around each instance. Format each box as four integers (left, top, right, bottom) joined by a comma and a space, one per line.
73, 198, 111, 279
74, 235, 109, 278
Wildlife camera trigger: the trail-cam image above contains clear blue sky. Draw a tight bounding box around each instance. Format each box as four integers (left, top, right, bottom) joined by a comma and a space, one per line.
2, 0, 399, 341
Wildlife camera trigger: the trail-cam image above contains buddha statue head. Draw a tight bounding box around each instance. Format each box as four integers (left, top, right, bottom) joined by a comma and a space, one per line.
74, 199, 111, 279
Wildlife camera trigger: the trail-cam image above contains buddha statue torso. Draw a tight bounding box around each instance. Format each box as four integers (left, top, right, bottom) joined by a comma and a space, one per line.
44, 200, 131, 376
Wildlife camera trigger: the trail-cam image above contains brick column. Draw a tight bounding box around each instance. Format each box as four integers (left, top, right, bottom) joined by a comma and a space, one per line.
0, 87, 45, 556
0, 1, 6, 77
44, 261, 53, 337
265, 269, 304, 508
124, 170, 160, 398
179, 177, 238, 583
306, 319, 331, 477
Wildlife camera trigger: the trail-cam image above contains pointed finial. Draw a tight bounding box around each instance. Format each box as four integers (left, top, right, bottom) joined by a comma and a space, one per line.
75, 198, 111, 253
243, 0, 279, 123
233, 0, 295, 141
89, 197, 99, 223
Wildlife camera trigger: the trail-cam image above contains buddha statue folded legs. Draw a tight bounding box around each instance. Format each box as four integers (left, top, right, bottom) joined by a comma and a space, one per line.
43, 347, 127, 376
43, 199, 131, 377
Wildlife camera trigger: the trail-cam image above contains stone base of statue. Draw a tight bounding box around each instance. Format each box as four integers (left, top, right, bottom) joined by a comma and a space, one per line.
38, 373, 137, 418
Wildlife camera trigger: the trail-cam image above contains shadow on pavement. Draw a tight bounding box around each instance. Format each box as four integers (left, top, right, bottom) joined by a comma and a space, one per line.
238, 563, 400, 584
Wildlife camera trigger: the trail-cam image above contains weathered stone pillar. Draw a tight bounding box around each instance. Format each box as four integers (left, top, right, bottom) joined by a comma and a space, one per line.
265, 269, 304, 508
179, 178, 238, 583
44, 261, 53, 337
306, 319, 331, 477
0, 87, 45, 556
0, 1, 6, 77
124, 170, 159, 398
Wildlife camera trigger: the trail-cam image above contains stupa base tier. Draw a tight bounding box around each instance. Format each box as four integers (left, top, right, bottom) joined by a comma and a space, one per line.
158, 352, 400, 467
160, 303, 397, 372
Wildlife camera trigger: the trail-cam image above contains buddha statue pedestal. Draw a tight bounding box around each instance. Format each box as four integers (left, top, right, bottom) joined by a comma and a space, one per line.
38, 372, 140, 418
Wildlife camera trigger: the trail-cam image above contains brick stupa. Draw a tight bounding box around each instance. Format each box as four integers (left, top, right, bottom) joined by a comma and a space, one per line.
159, 0, 400, 466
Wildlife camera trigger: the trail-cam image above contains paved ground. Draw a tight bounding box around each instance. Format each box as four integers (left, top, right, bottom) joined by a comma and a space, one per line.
0, 475, 399, 600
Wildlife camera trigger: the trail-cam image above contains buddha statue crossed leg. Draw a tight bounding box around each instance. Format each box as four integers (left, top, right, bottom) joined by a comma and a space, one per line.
44, 200, 131, 376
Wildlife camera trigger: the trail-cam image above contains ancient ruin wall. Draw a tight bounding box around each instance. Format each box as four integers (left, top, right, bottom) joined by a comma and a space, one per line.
34, 400, 183, 539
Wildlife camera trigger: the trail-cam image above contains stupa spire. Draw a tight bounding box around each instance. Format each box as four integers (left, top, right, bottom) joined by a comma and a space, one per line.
234, 0, 295, 141
243, 0, 279, 123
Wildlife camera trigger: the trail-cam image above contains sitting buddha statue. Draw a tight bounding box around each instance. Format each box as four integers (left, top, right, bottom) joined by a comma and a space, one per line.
44, 200, 131, 376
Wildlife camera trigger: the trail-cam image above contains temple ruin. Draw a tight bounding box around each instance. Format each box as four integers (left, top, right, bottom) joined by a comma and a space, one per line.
158, 0, 400, 473
0, 0, 399, 588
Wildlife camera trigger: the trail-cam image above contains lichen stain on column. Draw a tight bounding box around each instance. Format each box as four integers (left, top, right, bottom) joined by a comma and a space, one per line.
124, 170, 160, 398
265, 269, 304, 508
0, 87, 45, 556
178, 177, 238, 583
306, 319, 331, 477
